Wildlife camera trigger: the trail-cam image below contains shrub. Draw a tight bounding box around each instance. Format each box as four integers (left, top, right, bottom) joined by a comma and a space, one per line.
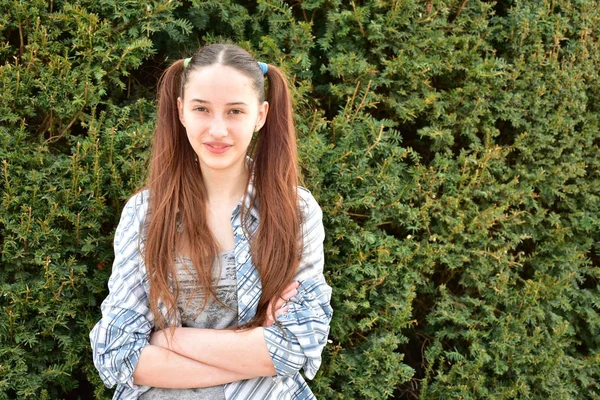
0, 1, 184, 398
1, 0, 599, 399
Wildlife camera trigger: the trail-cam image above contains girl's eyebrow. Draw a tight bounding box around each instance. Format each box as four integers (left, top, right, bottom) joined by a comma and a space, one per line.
189, 99, 248, 106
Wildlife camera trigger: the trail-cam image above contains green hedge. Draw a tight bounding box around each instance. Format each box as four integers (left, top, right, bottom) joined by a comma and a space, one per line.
1, 1, 599, 399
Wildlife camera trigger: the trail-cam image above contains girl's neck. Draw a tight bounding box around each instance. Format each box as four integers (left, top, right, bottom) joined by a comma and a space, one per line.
199, 161, 249, 205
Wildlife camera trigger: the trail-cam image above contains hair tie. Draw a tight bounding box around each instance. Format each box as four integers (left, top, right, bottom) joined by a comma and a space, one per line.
258, 61, 268, 75
183, 57, 192, 68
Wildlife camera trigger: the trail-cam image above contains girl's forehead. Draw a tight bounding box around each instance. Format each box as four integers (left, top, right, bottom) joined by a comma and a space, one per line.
184, 65, 256, 96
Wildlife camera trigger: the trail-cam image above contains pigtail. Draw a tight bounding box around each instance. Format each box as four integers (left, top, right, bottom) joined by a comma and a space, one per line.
146, 59, 203, 330
151, 59, 185, 193
249, 64, 302, 327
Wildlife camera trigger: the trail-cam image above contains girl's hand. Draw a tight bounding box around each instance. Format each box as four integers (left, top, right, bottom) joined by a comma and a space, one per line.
263, 281, 299, 327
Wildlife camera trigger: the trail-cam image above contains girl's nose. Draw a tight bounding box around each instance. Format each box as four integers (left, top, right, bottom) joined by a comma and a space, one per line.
209, 117, 228, 138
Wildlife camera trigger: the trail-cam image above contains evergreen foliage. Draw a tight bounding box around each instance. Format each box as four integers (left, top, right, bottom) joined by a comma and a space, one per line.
1, 0, 599, 399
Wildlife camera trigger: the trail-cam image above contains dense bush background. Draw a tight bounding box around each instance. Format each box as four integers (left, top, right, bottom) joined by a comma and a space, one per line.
1, 0, 599, 399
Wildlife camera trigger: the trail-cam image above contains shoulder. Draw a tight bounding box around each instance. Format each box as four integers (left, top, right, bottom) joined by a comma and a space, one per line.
114, 189, 150, 241
297, 186, 322, 220
126, 188, 150, 209
297, 186, 324, 242
121, 189, 150, 220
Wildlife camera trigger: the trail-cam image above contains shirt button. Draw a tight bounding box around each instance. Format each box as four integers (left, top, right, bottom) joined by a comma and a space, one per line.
241, 294, 252, 304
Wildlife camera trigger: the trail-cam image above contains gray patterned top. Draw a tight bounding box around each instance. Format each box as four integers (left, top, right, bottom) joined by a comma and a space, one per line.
140, 249, 238, 399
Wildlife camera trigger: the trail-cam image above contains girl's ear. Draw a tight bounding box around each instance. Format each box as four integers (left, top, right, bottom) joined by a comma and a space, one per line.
177, 97, 186, 128
255, 101, 269, 131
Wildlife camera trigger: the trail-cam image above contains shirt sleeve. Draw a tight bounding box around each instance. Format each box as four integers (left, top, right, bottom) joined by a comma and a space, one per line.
263, 188, 333, 379
89, 191, 154, 390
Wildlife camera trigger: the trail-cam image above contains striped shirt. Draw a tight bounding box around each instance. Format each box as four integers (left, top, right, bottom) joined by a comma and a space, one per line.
89, 184, 333, 399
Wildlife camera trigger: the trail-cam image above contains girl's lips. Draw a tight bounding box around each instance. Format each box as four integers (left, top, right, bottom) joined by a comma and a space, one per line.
204, 142, 232, 154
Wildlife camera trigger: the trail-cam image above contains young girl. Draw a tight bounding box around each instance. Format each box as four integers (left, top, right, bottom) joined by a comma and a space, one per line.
90, 43, 333, 399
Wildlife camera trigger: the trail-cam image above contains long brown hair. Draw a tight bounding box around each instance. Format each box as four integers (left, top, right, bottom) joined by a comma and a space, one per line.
144, 44, 300, 330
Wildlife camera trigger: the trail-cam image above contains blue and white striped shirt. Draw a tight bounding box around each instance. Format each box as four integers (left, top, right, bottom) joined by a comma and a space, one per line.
89, 185, 333, 399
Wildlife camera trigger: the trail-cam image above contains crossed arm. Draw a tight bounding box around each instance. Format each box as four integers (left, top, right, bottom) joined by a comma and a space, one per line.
131, 342, 257, 388
131, 283, 299, 388
131, 328, 268, 388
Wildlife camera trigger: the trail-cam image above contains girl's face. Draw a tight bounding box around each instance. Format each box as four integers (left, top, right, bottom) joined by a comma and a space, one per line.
178, 65, 268, 175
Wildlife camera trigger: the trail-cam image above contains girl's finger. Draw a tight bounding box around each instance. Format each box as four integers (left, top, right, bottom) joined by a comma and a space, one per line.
272, 285, 298, 309
285, 281, 300, 291
280, 287, 298, 302
276, 306, 289, 317
267, 281, 299, 321
265, 302, 274, 318
279, 281, 299, 297
272, 306, 288, 320
270, 297, 285, 311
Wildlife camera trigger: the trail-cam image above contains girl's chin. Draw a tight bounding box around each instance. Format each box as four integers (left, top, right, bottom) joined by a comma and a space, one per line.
198, 156, 246, 173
